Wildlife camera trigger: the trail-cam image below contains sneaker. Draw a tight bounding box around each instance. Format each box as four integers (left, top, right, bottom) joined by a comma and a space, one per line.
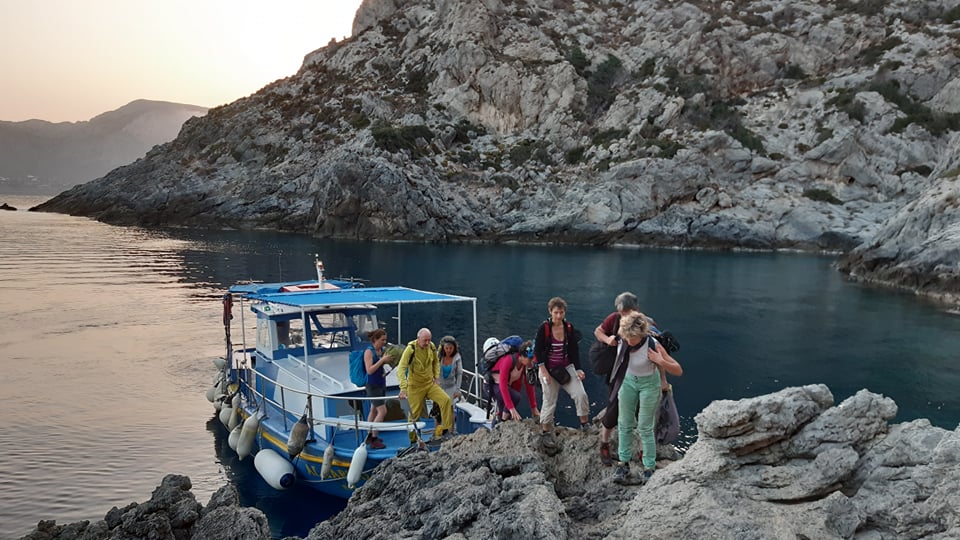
599, 442, 613, 467
369, 437, 386, 450
612, 461, 631, 484
580, 422, 597, 434
641, 468, 654, 483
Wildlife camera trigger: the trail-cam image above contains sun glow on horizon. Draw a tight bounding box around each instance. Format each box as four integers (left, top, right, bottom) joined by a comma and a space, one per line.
0, 0, 364, 122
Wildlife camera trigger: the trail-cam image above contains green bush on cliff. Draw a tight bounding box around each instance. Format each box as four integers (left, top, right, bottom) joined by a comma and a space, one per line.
371, 124, 435, 156
803, 188, 842, 205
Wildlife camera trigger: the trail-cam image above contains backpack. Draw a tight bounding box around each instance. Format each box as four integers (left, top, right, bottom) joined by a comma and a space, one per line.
650, 327, 680, 354
481, 335, 524, 374
349, 346, 371, 387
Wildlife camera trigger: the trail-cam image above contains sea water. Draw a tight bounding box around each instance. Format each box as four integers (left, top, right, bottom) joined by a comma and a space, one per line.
1, 194, 958, 539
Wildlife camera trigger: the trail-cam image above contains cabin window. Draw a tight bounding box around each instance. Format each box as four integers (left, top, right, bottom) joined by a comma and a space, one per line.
308, 312, 351, 350
352, 313, 379, 339
256, 317, 304, 353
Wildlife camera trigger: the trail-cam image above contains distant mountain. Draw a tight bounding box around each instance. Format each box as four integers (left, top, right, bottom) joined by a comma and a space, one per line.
0, 100, 207, 194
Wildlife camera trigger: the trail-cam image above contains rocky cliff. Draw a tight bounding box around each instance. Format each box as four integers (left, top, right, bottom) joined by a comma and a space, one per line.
33, 0, 960, 301
21, 386, 960, 540
0, 100, 207, 195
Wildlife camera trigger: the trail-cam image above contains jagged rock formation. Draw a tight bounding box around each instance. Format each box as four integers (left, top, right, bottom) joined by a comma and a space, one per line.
33, 0, 960, 300
19, 475, 270, 540
17, 387, 960, 539
305, 385, 960, 539
0, 100, 207, 195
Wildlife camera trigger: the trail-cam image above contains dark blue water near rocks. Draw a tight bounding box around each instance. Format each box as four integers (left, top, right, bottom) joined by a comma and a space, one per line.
2, 195, 958, 539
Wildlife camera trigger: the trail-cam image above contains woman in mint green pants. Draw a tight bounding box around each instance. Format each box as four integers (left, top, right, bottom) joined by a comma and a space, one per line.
612, 312, 683, 484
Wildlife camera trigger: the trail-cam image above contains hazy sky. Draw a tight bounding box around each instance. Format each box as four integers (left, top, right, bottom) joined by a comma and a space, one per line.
0, 0, 364, 122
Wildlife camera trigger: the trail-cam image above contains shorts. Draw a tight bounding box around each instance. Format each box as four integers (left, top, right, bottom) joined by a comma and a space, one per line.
366, 385, 386, 407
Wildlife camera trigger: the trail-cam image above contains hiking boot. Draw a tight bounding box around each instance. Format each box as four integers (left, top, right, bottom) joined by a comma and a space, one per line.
540, 431, 558, 451
612, 461, 631, 484
641, 468, 654, 483
369, 437, 386, 450
599, 442, 613, 467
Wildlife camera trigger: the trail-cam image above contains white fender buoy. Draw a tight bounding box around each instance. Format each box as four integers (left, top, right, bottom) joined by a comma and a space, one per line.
237, 413, 260, 460
227, 406, 240, 431
228, 424, 242, 451
213, 356, 227, 370
320, 444, 335, 479
346, 444, 367, 488
254, 449, 295, 490
218, 378, 228, 394
206, 384, 217, 403
287, 415, 309, 459
213, 394, 227, 412
231, 393, 241, 409
219, 405, 233, 427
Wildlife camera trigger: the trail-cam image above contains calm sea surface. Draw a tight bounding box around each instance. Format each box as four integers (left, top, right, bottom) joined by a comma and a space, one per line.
2, 194, 958, 539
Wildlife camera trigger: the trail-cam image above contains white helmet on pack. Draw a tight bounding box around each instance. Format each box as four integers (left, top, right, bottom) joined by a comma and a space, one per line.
482, 337, 499, 353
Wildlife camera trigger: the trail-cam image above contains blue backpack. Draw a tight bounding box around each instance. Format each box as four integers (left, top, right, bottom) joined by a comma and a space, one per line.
349, 347, 370, 387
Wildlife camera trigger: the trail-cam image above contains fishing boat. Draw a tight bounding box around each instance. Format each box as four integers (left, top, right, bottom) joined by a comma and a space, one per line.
206, 260, 490, 498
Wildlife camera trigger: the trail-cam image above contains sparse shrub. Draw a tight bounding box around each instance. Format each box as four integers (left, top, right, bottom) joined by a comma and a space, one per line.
769, 152, 784, 160
664, 64, 711, 99
637, 57, 656, 78
586, 55, 625, 117
827, 89, 865, 123
404, 69, 435, 95
491, 173, 519, 190
451, 120, 486, 144
869, 79, 960, 136
347, 112, 370, 129
834, 0, 889, 16
371, 123, 435, 156
567, 46, 589, 76
507, 140, 552, 166
565, 147, 586, 164
945, 5, 960, 22
858, 36, 903, 64
782, 64, 807, 80
803, 188, 842, 204
649, 138, 684, 158
457, 150, 480, 164
591, 128, 630, 146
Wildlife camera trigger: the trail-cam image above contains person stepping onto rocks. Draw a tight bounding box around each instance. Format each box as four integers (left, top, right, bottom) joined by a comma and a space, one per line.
609, 312, 683, 485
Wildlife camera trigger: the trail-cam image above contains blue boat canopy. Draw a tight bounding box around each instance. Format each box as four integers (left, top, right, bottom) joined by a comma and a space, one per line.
229, 279, 362, 295
246, 286, 475, 309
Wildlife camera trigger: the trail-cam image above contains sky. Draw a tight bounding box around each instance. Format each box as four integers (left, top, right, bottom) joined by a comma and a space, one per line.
0, 0, 364, 123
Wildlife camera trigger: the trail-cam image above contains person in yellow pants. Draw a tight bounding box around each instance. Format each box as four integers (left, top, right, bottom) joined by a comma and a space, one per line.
397, 327, 453, 438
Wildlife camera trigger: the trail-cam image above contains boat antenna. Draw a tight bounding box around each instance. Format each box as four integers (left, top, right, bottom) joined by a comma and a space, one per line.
315, 255, 324, 287
277, 250, 283, 281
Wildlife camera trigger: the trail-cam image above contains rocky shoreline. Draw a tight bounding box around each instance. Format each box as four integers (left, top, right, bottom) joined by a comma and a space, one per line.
20, 385, 960, 539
